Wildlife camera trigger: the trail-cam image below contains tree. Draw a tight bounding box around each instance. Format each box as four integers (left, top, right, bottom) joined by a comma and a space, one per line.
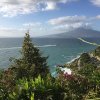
80, 53, 91, 64
11, 31, 49, 79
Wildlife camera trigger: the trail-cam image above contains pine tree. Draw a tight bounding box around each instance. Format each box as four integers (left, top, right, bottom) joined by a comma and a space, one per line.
11, 31, 49, 79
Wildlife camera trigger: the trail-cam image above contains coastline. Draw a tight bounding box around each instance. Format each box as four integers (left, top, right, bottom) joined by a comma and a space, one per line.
78, 38, 100, 46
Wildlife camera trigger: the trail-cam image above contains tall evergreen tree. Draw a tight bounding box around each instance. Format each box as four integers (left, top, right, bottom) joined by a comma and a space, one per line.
11, 31, 49, 79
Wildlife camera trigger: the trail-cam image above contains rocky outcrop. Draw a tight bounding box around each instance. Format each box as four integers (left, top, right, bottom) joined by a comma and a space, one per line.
66, 46, 100, 70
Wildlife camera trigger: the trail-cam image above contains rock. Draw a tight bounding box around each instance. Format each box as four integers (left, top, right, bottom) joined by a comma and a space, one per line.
66, 47, 100, 71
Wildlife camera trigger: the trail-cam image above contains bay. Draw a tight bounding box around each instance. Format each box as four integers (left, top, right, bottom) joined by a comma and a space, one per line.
0, 38, 99, 73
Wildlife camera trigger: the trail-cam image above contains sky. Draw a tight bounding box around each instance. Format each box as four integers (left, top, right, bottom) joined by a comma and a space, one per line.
0, 0, 100, 37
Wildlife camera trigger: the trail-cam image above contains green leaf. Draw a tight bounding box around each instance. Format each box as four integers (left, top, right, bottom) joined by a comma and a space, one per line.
31, 93, 34, 100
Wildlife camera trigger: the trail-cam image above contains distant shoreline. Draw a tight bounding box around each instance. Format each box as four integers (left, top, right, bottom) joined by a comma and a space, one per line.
78, 38, 100, 46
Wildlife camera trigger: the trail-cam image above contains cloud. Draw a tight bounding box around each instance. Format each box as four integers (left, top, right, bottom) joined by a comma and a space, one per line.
48, 15, 91, 33
23, 22, 42, 27
0, 15, 93, 37
42, 0, 78, 11
48, 15, 86, 25
0, 26, 44, 37
23, 22, 46, 32
0, 0, 78, 17
51, 22, 90, 33
0, 21, 47, 37
42, 1, 57, 11
0, 0, 38, 17
0, 26, 26, 37
96, 15, 100, 19
90, 0, 100, 7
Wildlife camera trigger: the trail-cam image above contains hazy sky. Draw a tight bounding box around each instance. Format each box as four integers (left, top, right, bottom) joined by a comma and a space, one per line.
0, 0, 100, 37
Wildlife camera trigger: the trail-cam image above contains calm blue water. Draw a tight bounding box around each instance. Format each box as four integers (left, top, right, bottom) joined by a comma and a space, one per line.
0, 38, 99, 72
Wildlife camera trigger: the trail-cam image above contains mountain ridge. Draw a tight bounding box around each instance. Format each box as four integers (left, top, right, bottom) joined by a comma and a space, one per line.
43, 28, 100, 38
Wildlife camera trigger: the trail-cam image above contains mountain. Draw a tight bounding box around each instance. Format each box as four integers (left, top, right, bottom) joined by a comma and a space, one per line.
44, 28, 100, 38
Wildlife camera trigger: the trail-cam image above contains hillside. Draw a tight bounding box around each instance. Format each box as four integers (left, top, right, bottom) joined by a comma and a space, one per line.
44, 28, 100, 38
65, 46, 100, 71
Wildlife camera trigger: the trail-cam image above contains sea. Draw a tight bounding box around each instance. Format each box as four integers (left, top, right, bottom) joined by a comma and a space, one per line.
0, 38, 100, 73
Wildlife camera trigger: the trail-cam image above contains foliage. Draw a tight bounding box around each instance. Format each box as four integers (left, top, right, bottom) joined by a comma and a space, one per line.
0, 75, 66, 100
77, 63, 100, 99
80, 53, 91, 67
0, 32, 100, 99
78, 64, 96, 78
93, 46, 100, 57
10, 32, 49, 79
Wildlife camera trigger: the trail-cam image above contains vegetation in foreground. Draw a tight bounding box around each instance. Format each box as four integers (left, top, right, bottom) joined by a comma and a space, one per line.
0, 32, 100, 100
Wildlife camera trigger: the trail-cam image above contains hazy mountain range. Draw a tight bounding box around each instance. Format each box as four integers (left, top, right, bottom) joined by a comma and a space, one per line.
43, 28, 100, 38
